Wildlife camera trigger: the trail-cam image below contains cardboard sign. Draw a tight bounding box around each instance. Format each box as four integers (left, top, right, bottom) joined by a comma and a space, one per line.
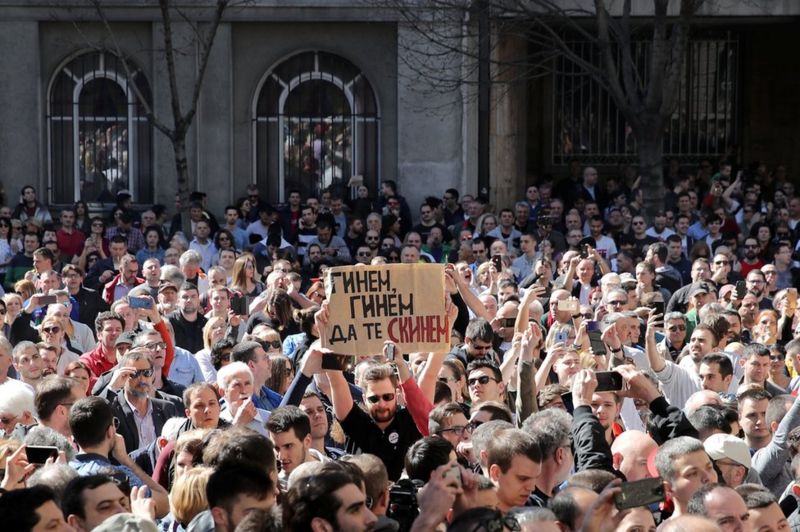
322, 263, 449, 355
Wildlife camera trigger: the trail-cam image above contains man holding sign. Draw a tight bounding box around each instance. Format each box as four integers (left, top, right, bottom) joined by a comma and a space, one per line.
318, 264, 452, 480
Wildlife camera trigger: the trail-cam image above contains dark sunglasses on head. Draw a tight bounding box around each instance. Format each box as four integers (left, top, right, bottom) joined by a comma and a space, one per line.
367, 393, 396, 404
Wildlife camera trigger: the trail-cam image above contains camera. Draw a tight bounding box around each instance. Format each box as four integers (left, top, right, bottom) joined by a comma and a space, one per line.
387, 478, 424, 531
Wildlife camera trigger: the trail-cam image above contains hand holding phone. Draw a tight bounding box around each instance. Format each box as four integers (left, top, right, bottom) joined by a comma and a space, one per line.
386, 344, 397, 361
614, 477, 665, 510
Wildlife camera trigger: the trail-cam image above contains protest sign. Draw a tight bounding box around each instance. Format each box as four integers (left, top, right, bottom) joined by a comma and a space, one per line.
322, 263, 449, 356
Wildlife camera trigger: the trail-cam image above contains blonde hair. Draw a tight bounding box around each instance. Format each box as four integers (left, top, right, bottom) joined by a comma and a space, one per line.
170, 466, 213, 525
202, 316, 228, 350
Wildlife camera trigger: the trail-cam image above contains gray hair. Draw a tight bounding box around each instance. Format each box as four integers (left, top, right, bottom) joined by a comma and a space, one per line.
27, 464, 78, 504
179, 249, 202, 267
160, 264, 186, 286
654, 436, 705, 482
24, 425, 76, 461
665, 312, 686, 323
522, 408, 573, 459
509, 507, 558, 525
216, 361, 254, 391
0, 381, 35, 418
12, 340, 37, 362
161, 416, 187, 441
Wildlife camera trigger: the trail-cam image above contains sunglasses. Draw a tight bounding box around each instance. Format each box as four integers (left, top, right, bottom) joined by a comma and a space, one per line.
263, 340, 282, 349
131, 368, 154, 379
608, 300, 626, 306
468, 375, 497, 387
668, 325, 686, 332
367, 393, 396, 404
42, 326, 61, 334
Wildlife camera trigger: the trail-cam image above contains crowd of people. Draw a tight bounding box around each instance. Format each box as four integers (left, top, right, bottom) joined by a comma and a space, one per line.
0, 159, 799, 531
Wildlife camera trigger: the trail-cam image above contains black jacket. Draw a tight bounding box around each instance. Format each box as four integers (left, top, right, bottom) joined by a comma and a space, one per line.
71, 286, 109, 329
109, 391, 181, 453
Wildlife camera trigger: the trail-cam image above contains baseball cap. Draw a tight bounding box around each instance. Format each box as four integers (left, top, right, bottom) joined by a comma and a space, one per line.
690, 281, 715, 298
158, 282, 178, 294
115, 331, 137, 347
704, 433, 751, 469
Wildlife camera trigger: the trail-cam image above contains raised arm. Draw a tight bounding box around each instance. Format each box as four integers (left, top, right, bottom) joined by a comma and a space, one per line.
644, 309, 666, 373
562, 255, 580, 292
449, 266, 492, 321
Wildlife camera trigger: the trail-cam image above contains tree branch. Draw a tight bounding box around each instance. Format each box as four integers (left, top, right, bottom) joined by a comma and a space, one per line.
87, 0, 175, 139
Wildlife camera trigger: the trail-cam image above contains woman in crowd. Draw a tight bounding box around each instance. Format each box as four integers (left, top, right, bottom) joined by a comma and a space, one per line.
64, 360, 92, 395
73, 200, 90, 233
0, 217, 14, 286
137, 226, 166, 265
267, 353, 294, 395
194, 316, 231, 384
231, 254, 264, 299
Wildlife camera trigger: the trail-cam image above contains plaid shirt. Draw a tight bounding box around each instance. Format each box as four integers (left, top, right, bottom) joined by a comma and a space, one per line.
106, 226, 145, 253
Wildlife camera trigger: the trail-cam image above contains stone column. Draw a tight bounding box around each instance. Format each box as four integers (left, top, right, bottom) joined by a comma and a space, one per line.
490, 29, 527, 212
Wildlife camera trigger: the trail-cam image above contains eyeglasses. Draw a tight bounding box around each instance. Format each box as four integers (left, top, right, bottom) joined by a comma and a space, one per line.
113, 417, 121, 429
668, 325, 686, 332
131, 368, 154, 379
367, 393, 396, 404
632, 221, 645, 226
714, 260, 731, 265
42, 327, 61, 334
608, 300, 626, 306
263, 340, 282, 349
770, 355, 784, 362
357, 252, 371, 256
0, 415, 17, 426
468, 375, 497, 387
438, 376, 453, 384
438, 425, 473, 436
143, 342, 167, 351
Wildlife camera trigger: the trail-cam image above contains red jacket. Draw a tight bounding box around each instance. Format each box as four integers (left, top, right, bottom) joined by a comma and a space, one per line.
102, 274, 145, 304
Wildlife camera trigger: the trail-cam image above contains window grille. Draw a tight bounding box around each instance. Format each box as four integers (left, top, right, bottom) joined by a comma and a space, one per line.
552, 33, 739, 165
253, 51, 380, 202
48, 51, 153, 205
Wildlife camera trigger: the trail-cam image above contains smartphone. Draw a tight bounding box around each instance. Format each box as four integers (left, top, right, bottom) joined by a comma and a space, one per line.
558, 299, 579, 313
654, 331, 665, 343
735, 280, 747, 299
586, 320, 600, 333
321, 353, 355, 372
386, 344, 396, 362
555, 331, 568, 344
443, 464, 462, 488
789, 288, 798, 307
595, 371, 624, 392
502, 318, 516, 328
491, 255, 503, 270
38, 295, 58, 305
561, 391, 574, 414
614, 477, 665, 510
26, 445, 58, 465
128, 296, 153, 310
580, 244, 589, 259
588, 329, 607, 356
652, 301, 665, 316
231, 296, 248, 316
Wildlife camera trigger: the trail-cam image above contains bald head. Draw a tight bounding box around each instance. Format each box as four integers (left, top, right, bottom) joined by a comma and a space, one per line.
660, 515, 721, 532
685, 390, 723, 415
611, 430, 657, 482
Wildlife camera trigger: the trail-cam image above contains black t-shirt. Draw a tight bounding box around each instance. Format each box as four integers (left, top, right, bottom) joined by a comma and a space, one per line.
167, 311, 207, 353
340, 402, 422, 481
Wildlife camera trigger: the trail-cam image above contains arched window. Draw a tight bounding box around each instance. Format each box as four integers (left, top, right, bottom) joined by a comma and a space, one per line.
253, 51, 380, 202
48, 51, 153, 205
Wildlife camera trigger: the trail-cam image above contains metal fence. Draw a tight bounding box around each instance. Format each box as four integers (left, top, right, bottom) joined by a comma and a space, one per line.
552, 33, 739, 165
